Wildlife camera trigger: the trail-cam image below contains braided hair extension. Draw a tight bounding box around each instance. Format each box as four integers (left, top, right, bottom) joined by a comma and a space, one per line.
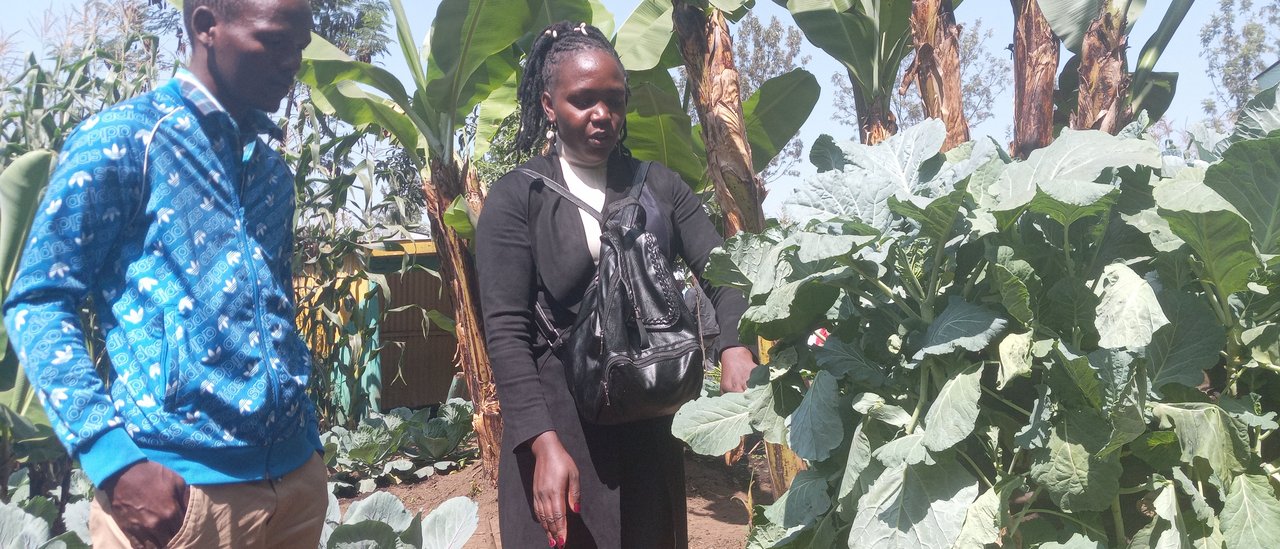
514, 21, 631, 159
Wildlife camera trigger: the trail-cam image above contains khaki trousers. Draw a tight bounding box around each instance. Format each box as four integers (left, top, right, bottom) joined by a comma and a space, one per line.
90, 454, 328, 549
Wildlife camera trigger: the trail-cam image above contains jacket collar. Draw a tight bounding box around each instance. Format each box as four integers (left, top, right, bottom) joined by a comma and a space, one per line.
172, 69, 283, 141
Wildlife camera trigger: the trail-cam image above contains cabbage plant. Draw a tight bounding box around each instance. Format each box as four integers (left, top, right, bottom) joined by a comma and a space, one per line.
674, 94, 1280, 547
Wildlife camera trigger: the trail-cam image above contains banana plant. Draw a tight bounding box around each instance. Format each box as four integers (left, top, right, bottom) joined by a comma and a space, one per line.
1039, 0, 1194, 132
0, 151, 62, 503
300, 0, 566, 480
774, 0, 914, 144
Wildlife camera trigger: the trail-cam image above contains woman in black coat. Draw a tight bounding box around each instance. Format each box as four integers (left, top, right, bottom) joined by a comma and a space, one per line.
475, 21, 756, 549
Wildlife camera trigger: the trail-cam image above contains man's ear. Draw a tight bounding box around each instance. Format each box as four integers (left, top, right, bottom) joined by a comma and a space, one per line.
190, 6, 218, 48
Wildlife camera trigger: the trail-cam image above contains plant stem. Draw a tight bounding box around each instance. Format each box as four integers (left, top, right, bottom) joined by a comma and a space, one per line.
982, 385, 1032, 417
926, 234, 949, 303
851, 263, 925, 323
1111, 494, 1126, 543
905, 362, 931, 435
1062, 225, 1076, 280
957, 451, 993, 489
1006, 448, 1024, 476
894, 246, 930, 303
962, 258, 987, 302
1019, 508, 1107, 539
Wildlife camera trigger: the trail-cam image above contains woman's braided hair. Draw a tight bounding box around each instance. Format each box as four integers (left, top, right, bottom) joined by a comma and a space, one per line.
514, 21, 630, 158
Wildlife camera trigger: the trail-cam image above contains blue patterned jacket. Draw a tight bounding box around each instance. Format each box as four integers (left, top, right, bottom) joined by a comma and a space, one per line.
3, 71, 322, 486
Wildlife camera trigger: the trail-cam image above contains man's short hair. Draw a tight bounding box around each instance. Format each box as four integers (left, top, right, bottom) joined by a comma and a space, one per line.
183, 0, 247, 35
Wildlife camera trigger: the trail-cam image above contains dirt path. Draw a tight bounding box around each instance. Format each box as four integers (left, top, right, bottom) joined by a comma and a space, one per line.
351, 451, 763, 548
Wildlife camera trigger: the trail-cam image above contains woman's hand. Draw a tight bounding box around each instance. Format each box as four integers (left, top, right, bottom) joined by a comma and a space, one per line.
720, 346, 756, 393
530, 431, 580, 548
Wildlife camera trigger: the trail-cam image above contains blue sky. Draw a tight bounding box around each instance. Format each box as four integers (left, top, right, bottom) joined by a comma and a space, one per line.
2, 1, 1228, 215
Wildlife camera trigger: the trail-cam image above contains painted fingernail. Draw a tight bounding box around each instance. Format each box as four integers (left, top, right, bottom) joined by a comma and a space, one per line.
558, 537, 566, 548
572, 502, 580, 513
548, 539, 556, 548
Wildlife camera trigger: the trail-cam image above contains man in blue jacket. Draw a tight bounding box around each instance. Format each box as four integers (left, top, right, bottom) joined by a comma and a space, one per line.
4, 0, 325, 546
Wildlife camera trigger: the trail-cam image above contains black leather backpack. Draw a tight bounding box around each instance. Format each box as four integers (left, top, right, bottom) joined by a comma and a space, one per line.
519, 162, 705, 425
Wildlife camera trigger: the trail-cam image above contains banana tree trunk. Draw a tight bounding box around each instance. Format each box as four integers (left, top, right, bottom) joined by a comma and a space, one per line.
672, 2, 765, 235
421, 158, 502, 484
907, 0, 970, 150
852, 76, 898, 146
1010, 0, 1059, 159
1072, 0, 1132, 133
672, 2, 806, 496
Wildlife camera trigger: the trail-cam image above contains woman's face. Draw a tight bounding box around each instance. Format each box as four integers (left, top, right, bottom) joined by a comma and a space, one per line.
541, 48, 628, 166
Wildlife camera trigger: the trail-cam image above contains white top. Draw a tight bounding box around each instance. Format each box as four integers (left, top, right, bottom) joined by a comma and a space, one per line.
557, 141, 608, 262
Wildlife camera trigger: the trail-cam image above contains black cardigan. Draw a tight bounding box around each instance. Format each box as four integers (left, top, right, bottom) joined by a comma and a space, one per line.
475, 151, 750, 449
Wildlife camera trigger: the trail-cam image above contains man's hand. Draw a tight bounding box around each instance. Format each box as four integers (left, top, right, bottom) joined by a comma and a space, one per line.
719, 346, 756, 393
101, 461, 189, 548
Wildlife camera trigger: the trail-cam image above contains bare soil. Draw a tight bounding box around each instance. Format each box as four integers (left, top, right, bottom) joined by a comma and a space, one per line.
343, 450, 771, 548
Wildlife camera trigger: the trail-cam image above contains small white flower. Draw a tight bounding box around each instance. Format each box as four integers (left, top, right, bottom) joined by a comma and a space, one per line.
223, 278, 237, 293
194, 231, 207, 246
178, 297, 194, 313
249, 331, 260, 346
48, 262, 70, 278
157, 208, 175, 223
137, 394, 157, 408
44, 199, 62, 215
103, 207, 121, 222
201, 380, 215, 393
12, 309, 27, 332
138, 278, 158, 292
200, 196, 214, 211
174, 115, 192, 131
186, 261, 200, 276
226, 251, 241, 266
218, 315, 229, 331
239, 399, 252, 414
168, 172, 180, 187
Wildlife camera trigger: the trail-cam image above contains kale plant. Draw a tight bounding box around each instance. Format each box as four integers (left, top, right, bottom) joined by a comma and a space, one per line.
674, 96, 1280, 547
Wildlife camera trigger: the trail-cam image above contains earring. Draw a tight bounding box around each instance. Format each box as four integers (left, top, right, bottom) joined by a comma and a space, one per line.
545, 123, 557, 141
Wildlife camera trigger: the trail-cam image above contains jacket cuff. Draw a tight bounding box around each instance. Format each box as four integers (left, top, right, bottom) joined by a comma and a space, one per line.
506, 408, 556, 453
77, 426, 147, 486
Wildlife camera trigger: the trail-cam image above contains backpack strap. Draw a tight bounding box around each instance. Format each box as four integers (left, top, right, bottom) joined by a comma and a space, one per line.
628, 161, 651, 199
517, 160, 651, 351
515, 168, 602, 222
